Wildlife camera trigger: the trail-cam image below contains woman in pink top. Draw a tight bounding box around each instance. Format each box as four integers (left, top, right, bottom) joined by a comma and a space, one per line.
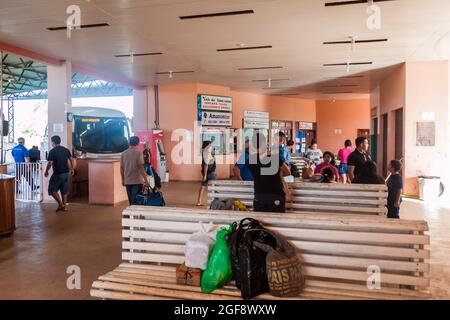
314, 151, 340, 182
337, 140, 353, 184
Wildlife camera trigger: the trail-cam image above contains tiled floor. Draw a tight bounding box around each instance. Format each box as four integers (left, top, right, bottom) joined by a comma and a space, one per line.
0, 181, 449, 299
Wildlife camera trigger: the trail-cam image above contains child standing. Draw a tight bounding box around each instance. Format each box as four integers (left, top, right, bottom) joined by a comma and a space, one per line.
386, 160, 403, 219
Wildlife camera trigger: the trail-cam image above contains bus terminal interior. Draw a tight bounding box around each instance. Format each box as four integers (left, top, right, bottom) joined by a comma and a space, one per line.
1, 0, 450, 301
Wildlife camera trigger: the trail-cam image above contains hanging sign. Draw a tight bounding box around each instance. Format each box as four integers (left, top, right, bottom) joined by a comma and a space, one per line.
198, 94, 233, 112
298, 122, 314, 130
200, 111, 233, 127
243, 118, 270, 129
244, 110, 269, 119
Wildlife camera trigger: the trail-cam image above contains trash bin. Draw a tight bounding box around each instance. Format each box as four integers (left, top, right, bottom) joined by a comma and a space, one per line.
418, 176, 444, 201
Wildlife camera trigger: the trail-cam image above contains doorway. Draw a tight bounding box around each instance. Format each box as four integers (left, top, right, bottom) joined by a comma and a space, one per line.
395, 108, 404, 161
382, 114, 388, 177
371, 117, 378, 162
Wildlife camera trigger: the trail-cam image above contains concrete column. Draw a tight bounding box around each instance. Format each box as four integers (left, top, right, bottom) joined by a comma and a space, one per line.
47, 61, 72, 150
133, 86, 156, 132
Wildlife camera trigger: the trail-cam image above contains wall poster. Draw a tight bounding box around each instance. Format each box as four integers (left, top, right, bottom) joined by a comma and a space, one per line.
416, 121, 435, 146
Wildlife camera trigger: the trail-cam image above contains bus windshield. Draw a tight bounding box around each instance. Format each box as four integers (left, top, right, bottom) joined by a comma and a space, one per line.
73, 116, 130, 154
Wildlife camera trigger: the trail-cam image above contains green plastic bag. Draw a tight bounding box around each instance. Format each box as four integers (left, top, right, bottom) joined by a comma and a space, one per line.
201, 224, 234, 293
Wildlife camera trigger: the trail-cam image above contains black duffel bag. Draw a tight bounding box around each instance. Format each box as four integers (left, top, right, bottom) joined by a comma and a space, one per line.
227, 218, 277, 299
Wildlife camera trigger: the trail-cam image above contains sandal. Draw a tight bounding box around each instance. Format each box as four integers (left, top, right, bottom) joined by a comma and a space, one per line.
56, 206, 65, 212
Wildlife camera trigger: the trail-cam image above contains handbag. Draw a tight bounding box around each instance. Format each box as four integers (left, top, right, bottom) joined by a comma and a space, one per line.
254, 231, 305, 297
227, 218, 277, 299
227, 218, 264, 288
135, 186, 166, 206
237, 228, 277, 299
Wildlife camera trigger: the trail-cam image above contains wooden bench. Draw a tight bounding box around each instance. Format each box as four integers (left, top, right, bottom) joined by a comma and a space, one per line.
290, 154, 307, 171
90, 206, 431, 300
208, 180, 388, 216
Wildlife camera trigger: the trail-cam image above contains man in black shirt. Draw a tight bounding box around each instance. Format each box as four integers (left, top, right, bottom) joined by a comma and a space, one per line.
44, 135, 74, 212
248, 133, 291, 213
348, 136, 371, 182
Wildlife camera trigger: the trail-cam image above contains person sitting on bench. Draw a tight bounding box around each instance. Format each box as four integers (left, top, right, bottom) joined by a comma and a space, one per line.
353, 161, 385, 185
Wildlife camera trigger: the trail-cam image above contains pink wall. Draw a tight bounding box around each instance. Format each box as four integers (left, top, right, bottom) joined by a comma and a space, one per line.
377, 61, 450, 196
379, 64, 406, 171
151, 83, 317, 181
404, 61, 450, 196
316, 99, 371, 155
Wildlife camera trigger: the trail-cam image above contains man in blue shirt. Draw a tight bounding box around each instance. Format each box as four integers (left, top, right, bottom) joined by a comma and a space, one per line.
233, 149, 254, 181
11, 137, 30, 163
11, 137, 35, 191
233, 139, 253, 181
272, 132, 291, 164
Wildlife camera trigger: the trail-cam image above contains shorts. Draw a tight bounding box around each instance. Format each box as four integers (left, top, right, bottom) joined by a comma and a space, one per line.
339, 163, 348, 175
48, 173, 69, 196
254, 194, 286, 213
201, 172, 216, 186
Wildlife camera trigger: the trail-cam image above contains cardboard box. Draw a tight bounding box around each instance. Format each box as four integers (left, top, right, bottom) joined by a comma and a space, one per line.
176, 264, 202, 287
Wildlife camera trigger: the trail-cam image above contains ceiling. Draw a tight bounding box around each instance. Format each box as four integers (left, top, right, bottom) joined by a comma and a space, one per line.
1, 0, 450, 99
1, 53, 133, 99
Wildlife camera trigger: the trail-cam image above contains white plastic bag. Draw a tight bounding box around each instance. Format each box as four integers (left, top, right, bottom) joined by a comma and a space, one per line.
185, 222, 217, 270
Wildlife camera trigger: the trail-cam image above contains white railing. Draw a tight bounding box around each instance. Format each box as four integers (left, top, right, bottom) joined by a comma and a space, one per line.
14, 162, 43, 202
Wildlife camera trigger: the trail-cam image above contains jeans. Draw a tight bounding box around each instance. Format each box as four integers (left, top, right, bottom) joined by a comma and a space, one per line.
254, 194, 285, 213
126, 184, 143, 205
387, 205, 400, 219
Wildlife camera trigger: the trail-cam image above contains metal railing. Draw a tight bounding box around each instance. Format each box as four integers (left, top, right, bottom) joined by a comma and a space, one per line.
14, 162, 43, 202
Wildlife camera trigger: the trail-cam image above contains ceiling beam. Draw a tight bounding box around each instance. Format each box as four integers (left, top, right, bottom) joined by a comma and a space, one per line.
0, 41, 62, 66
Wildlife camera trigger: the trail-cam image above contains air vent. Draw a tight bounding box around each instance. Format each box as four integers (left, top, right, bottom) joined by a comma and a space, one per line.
180, 10, 254, 20
322, 91, 354, 94
115, 52, 162, 58
47, 23, 110, 31
324, 38, 388, 45
324, 75, 364, 79
217, 45, 272, 52
238, 66, 283, 71
322, 84, 359, 88
252, 78, 289, 82
323, 62, 372, 66
325, 0, 395, 7
155, 71, 195, 75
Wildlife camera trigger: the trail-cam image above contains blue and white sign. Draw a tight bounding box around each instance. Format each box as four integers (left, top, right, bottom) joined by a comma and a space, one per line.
200, 111, 233, 127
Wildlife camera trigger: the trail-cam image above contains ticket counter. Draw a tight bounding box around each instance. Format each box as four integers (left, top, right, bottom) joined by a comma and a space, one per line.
0, 174, 15, 236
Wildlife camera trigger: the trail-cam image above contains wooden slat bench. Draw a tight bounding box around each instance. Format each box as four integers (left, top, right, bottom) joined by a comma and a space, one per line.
290, 154, 307, 171
208, 180, 388, 216
90, 206, 431, 300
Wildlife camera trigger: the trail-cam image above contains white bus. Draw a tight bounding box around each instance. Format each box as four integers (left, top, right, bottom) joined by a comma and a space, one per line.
72, 106, 131, 158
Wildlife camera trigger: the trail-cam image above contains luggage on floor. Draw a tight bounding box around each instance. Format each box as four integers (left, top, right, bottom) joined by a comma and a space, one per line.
209, 198, 233, 210
135, 186, 166, 206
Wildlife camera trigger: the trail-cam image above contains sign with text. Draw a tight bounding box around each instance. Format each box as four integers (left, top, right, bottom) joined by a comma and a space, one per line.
298, 122, 314, 130
243, 118, 270, 129
200, 111, 233, 127
198, 94, 232, 112
244, 110, 269, 119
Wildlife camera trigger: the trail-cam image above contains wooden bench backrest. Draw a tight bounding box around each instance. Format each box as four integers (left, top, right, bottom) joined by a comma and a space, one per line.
208, 180, 388, 216
122, 206, 429, 293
